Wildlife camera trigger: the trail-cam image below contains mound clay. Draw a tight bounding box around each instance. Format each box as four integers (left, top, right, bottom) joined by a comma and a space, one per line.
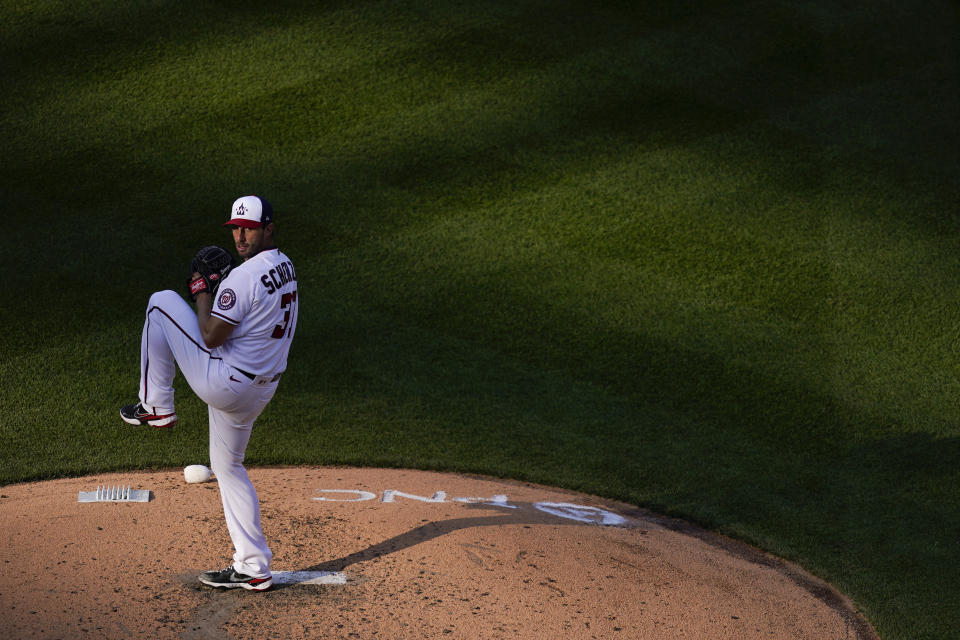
0, 467, 875, 639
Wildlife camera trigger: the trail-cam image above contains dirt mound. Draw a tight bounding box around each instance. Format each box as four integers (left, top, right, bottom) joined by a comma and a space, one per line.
0, 467, 875, 639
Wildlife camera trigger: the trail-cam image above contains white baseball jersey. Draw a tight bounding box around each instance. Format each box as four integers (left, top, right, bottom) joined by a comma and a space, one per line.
211, 248, 298, 377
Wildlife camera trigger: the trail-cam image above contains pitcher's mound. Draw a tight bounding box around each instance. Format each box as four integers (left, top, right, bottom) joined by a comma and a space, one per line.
0, 467, 875, 639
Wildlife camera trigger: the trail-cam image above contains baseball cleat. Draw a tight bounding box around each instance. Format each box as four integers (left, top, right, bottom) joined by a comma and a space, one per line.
199, 566, 273, 591
120, 402, 178, 428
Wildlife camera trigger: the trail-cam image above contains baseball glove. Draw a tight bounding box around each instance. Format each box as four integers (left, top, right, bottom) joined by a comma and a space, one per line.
187, 245, 237, 301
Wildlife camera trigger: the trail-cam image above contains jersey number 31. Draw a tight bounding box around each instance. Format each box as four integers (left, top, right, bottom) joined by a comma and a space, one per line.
271, 291, 298, 339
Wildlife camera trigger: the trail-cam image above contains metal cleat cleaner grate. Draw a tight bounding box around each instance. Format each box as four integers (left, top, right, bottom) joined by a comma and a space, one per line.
78, 485, 151, 503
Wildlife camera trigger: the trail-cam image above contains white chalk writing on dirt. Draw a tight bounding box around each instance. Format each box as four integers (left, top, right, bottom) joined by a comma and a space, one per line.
312, 489, 628, 526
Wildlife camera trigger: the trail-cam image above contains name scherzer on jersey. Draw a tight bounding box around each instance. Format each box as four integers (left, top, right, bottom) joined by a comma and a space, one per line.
211, 248, 298, 376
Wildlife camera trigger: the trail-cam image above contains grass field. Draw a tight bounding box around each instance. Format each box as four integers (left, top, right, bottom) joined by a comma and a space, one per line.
1, 1, 958, 638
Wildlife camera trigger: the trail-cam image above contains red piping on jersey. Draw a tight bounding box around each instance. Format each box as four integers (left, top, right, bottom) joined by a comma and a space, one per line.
211, 310, 239, 325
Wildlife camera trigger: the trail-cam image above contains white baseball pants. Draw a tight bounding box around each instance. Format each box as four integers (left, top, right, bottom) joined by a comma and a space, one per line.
138, 289, 277, 578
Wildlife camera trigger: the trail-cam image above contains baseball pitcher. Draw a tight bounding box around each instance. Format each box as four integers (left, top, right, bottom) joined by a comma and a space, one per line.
121, 194, 299, 591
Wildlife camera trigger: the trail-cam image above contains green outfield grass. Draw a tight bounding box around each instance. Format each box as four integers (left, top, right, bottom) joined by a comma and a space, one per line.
1, 1, 957, 637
